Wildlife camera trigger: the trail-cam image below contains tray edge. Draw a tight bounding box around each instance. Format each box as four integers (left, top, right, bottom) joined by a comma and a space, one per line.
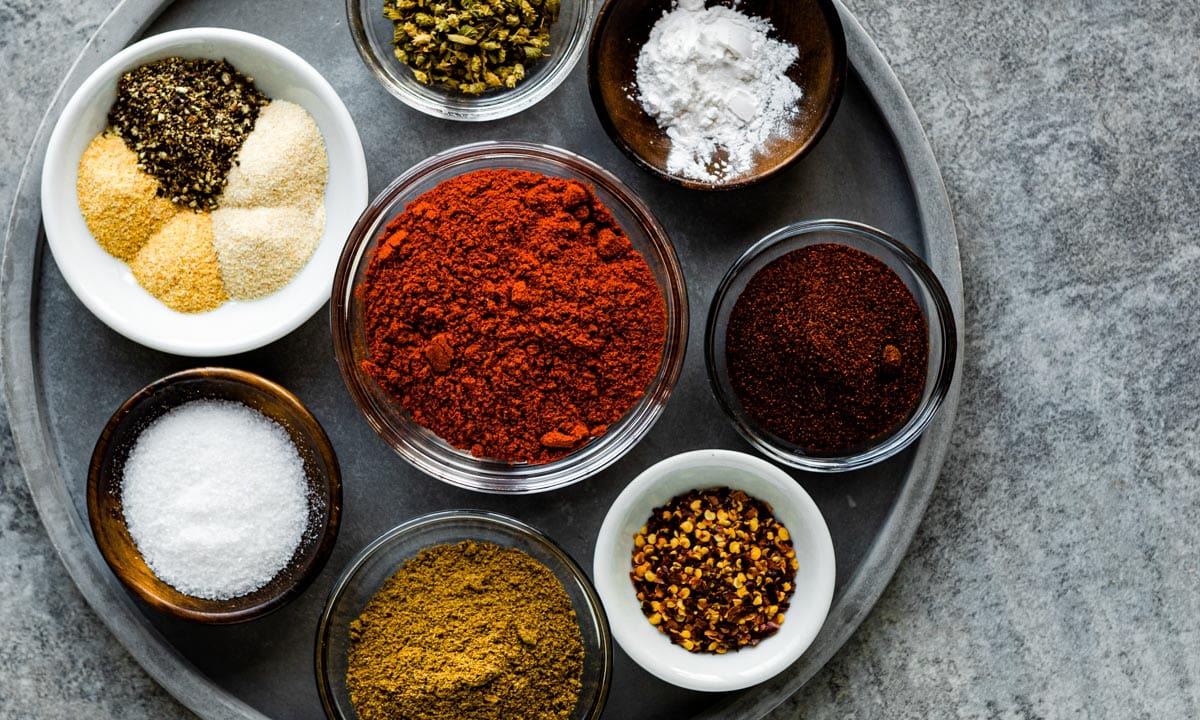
0, 1, 966, 718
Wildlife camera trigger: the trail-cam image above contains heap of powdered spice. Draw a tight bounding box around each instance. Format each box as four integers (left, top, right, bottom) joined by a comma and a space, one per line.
346, 541, 584, 720
725, 243, 928, 453
635, 0, 802, 183
108, 57, 268, 210
360, 168, 666, 464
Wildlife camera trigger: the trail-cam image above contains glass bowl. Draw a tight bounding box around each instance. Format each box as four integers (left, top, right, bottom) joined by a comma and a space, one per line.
315, 510, 612, 720
331, 141, 688, 493
346, 0, 595, 121
705, 220, 957, 472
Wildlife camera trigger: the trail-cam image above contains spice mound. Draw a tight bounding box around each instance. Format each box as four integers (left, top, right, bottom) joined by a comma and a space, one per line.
347, 540, 584, 720
725, 242, 928, 453
108, 57, 268, 211
120, 399, 310, 600
635, 0, 802, 183
630, 487, 798, 653
76, 56, 329, 313
360, 167, 666, 464
384, 0, 559, 94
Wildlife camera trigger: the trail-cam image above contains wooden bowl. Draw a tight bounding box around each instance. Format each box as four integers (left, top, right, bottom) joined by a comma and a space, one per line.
587, 0, 847, 190
87, 367, 342, 624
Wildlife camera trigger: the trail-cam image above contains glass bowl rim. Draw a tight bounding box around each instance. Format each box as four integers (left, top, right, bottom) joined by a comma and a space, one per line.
313, 509, 614, 720
704, 218, 958, 472
330, 140, 689, 493
344, 0, 596, 121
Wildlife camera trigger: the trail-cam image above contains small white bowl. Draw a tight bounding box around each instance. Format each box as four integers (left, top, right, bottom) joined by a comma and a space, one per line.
593, 449, 835, 692
41, 27, 368, 356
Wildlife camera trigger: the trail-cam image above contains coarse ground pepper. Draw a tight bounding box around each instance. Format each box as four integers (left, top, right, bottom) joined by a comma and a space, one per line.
346, 540, 584, 720
108, 57, 268, 210
360, 167, 666, 464
725, 242, 927, 453
631, 487, 798, 653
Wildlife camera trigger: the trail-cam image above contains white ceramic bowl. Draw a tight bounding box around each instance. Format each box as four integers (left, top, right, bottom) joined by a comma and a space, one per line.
41, 28, 368, 356
593, 449, 835, 692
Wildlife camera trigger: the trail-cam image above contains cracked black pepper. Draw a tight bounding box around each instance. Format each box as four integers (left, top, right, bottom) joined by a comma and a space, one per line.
108, 56, 268, 210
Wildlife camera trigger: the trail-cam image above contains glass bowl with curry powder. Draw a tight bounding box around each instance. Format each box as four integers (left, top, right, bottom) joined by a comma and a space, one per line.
705, 220, 957, 473
331, 141, 688, 493
315, 510, 612, 720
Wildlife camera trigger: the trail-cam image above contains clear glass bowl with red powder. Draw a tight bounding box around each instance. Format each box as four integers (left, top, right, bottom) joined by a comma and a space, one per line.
332, 141, 688, 493
705, 220, 958, 473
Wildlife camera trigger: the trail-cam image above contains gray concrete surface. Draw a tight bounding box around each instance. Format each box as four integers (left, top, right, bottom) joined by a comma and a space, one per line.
2, 0, 1198, 718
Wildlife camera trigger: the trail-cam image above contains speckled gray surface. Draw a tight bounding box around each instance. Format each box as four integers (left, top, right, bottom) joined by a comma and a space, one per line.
2, 0, 1198, 718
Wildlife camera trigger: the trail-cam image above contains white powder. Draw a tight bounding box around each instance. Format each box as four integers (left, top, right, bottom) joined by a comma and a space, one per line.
212, 100, 328, 300
212, 204, 326, 299
121, 400, 310, 600
220, 100, 328, 208
635, 0, 803, 183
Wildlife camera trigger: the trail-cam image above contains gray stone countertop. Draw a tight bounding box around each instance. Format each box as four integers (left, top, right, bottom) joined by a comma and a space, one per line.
3, 0, 1198, 717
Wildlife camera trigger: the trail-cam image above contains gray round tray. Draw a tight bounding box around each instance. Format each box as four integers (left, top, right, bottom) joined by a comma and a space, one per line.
1, 0, 963, 718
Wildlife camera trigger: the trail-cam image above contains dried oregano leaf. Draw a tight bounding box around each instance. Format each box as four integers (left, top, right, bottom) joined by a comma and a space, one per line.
383, 0, 559, 94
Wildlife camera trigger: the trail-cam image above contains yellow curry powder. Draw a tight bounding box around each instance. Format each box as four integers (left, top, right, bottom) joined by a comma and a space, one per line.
347, 540, 584, 720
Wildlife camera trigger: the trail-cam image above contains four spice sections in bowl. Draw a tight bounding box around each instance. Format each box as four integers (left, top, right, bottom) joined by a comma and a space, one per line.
77, 57, 329, 313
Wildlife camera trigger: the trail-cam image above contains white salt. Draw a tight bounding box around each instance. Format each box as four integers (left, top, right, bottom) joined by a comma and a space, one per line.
121, 399, 310, 600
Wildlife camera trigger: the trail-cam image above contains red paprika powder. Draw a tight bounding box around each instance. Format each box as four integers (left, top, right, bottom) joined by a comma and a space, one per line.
361, 168, 666, 464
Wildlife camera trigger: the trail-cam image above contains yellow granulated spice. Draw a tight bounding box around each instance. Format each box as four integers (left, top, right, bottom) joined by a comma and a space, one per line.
347, 540, 584, 720
131, 212, 228, 313
76, 132, 177, 261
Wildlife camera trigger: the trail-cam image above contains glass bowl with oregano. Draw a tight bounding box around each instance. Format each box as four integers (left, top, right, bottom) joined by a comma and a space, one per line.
316, 510, 612, 720
346, 0, 594, 120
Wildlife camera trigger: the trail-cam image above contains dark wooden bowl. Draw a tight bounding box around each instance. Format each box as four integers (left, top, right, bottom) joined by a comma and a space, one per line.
87, 367, 342, 624
587, 0, 847, 190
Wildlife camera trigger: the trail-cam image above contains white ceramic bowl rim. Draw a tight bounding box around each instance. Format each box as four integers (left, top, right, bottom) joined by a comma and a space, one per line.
40, 27, 369, 356
593, 449, 836, 692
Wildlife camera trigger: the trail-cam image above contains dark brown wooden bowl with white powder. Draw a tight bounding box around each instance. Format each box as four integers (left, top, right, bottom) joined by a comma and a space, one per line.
587, 0, 846, 190
87, 367, 342, 623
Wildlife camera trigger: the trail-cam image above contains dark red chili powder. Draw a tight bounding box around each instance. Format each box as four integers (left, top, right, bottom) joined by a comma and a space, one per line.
361, 168, 666, 464
725, 243, 927, 454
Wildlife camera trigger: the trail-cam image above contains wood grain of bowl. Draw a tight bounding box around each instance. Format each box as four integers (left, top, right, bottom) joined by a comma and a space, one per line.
87, 367, 342, 624
587, 0, 847, 190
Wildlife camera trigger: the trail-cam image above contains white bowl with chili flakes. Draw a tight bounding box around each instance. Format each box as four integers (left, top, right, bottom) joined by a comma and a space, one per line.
593, 449, 835, 692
